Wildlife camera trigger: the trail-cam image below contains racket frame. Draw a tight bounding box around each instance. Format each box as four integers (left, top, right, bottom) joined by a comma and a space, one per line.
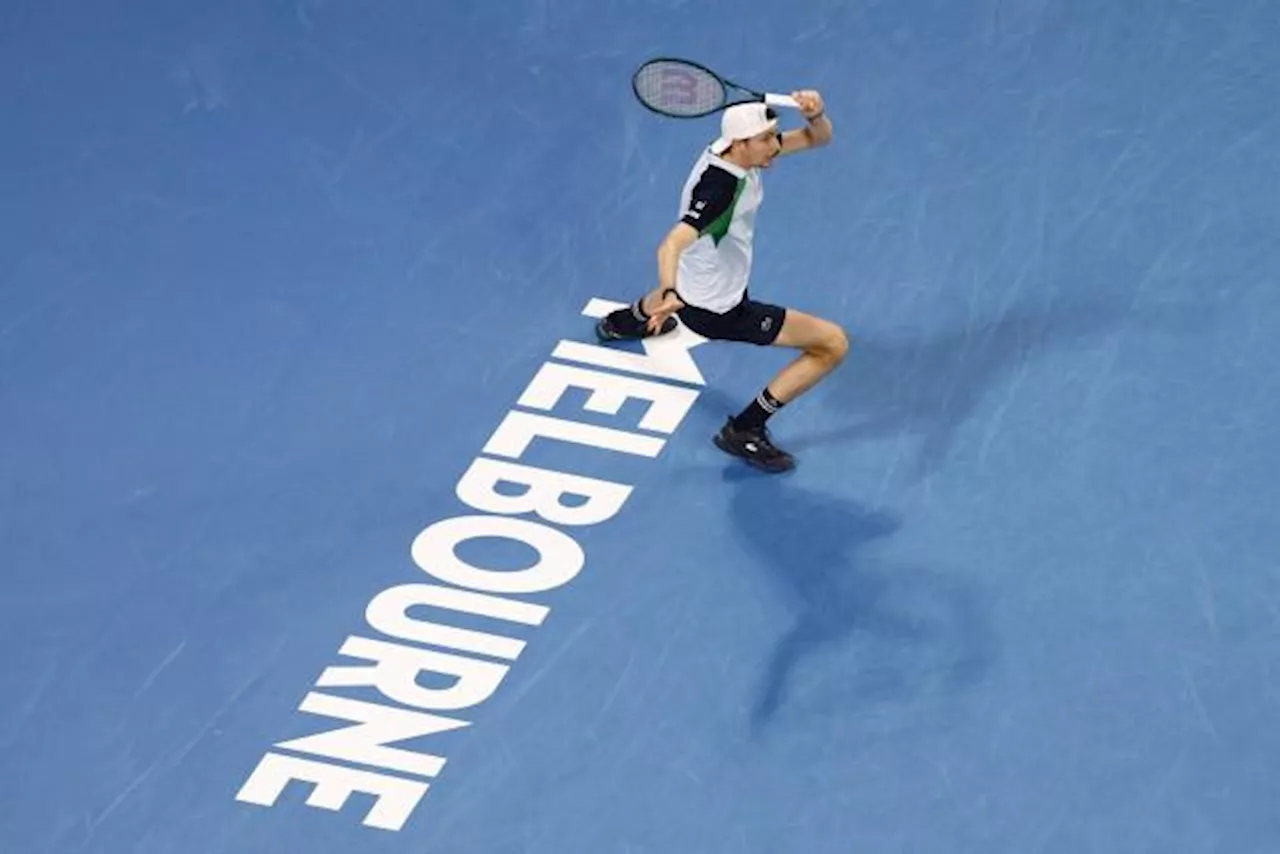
631, 57, 798, 118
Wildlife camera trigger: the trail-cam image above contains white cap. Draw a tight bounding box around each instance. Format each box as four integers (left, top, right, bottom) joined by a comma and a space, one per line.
710, 103, 778, 154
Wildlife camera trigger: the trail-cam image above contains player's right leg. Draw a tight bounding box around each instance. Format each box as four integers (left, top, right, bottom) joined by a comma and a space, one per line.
595, 289, 677, 342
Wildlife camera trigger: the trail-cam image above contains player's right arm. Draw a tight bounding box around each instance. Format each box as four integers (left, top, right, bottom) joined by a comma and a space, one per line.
640, 223, 698, 333
660, 165, 738, 290
641, 167, 739, 332
656, 222, 699, 294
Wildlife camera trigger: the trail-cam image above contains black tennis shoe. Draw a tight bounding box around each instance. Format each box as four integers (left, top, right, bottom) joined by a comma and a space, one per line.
713, 418, 796, 473
595, 314, 677, 342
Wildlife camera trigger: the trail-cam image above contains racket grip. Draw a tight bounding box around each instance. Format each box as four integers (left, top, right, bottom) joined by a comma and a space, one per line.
765, 93, 799, 108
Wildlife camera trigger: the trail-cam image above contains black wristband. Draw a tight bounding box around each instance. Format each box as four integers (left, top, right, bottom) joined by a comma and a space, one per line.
662, 288, 681, 302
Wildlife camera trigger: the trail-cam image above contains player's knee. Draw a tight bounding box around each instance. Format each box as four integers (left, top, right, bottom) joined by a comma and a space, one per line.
833, 325, 851, 361
819, 323, 849, 365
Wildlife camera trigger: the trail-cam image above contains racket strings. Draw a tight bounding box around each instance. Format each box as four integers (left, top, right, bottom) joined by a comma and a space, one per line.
633, 61, 725, 116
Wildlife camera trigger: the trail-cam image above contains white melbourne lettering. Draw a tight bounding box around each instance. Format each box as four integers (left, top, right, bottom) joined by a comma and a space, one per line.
235, 299, 710, 831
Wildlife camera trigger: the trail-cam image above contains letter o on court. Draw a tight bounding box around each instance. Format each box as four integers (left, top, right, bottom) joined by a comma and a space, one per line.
410, 515, 585, 595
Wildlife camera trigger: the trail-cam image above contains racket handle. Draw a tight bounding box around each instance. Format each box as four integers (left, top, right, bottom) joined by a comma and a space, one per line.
765, 93, 799, 108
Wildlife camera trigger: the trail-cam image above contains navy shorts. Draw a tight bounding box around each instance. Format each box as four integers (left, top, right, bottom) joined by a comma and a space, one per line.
676, 293, 787, 345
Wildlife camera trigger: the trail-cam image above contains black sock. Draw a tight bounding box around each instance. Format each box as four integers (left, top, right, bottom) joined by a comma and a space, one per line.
732, 387, 785, 432
606, 299, 648, 336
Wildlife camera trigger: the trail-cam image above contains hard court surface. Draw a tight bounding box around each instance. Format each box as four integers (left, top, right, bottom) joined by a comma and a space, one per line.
2, 2, 1278, 852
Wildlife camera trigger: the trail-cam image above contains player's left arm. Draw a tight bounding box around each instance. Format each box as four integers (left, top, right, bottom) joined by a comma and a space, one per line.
778, 90, 833, 155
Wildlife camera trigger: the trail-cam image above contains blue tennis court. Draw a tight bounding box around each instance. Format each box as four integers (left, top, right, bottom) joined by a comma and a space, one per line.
3, 2, 1278, 852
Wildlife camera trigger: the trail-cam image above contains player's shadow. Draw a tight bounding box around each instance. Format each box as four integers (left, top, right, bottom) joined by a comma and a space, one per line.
723, 468, 994, 730
794, 294, 1205, 477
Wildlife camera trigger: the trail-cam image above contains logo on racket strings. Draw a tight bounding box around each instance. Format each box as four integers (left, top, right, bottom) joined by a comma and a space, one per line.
660, 69, 700, 107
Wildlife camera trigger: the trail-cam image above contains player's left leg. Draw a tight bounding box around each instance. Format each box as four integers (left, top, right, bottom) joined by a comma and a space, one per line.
714, 304, 849, 472
760, 307, 850, 401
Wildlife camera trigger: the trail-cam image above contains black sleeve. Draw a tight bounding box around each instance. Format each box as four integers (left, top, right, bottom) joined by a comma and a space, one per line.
680, 167, 738, 233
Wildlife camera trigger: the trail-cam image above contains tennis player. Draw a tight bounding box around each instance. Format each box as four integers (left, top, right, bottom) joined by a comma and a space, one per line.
595, 90, 844, 473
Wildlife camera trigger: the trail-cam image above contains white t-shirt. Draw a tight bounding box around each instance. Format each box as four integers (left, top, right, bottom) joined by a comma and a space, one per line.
674, 149, 764, 313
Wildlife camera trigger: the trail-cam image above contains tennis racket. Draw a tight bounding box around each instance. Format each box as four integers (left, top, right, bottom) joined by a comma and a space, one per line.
632, 57, 799, 118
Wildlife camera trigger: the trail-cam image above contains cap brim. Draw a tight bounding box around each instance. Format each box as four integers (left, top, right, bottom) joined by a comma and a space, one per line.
711, 119, 779, 154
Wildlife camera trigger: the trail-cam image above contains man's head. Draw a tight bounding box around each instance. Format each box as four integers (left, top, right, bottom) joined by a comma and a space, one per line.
711, 103, 782, 168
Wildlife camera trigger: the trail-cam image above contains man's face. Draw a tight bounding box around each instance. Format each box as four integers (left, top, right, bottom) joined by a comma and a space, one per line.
738, 125, 782, 168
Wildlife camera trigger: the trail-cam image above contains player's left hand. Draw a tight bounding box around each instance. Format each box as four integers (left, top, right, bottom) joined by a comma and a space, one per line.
792, 90, 825, 120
